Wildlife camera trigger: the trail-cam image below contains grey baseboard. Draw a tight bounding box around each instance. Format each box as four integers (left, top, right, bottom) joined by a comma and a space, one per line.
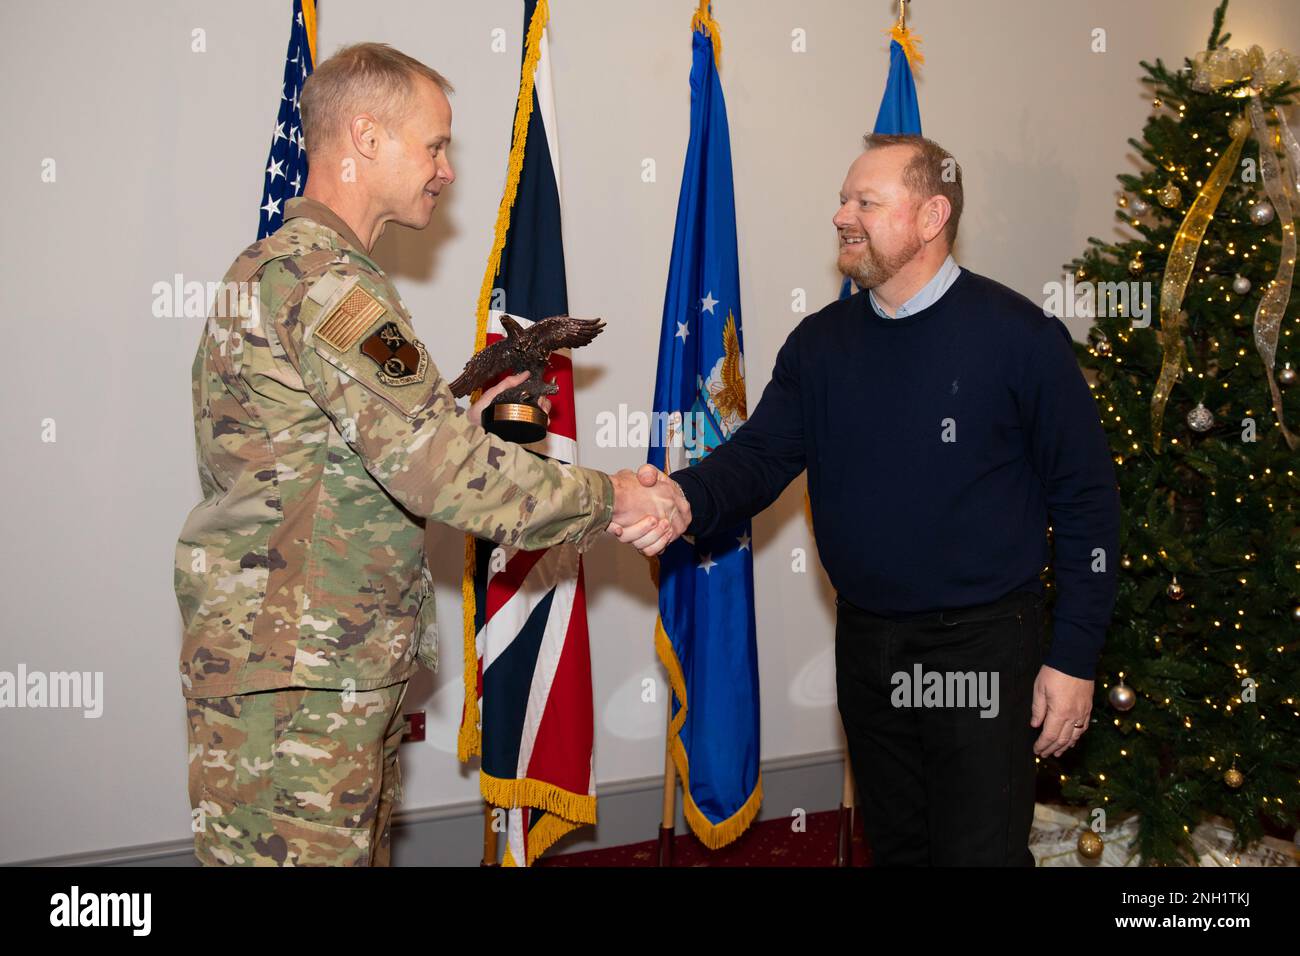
16, 750, 848, 867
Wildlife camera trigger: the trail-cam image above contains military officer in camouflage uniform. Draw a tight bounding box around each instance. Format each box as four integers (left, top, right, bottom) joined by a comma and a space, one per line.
175, 42, 690, 866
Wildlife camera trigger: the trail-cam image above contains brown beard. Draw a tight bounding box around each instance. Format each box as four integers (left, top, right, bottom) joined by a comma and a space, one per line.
838, 232, 923, 289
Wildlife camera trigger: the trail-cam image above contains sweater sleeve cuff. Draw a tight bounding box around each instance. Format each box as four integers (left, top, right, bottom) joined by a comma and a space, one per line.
1042, 616, 1104, 680
672, 468, 711, 538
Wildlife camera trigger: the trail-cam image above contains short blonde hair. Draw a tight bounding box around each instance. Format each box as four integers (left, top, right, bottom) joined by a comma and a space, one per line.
300, 42, 454, 157
863, 133, 964, 248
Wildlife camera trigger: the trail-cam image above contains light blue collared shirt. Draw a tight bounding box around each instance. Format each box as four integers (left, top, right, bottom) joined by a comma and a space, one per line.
867, 254, 961, 319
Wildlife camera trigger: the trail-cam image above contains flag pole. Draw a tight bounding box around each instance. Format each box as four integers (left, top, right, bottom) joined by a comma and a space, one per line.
481, 803, 500, 867
658, 693, 677, 866
836, 757, 857, 866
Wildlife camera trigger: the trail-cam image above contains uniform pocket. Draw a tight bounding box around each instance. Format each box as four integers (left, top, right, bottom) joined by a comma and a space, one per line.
261, 810, 374, 866
186, 694, 250, 812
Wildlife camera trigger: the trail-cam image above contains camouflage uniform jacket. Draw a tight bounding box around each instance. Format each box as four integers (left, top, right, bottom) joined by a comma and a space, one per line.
174, 197, 613, 699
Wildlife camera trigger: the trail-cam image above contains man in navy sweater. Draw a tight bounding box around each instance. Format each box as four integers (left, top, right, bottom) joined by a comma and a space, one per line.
616, 133, 1120, 866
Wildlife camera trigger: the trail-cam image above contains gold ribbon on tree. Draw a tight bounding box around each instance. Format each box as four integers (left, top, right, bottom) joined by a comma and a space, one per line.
1150, 44, 1300, 451
1245, 93, 1299, 450
1149, 116, 1250, 450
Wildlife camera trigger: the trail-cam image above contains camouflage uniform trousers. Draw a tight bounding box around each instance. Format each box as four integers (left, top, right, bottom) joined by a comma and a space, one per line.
185, 680, 410, 866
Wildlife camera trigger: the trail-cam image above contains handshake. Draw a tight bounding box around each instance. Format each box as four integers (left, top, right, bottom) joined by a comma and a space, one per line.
470, 371, 691, 558
607, 464, 692, 557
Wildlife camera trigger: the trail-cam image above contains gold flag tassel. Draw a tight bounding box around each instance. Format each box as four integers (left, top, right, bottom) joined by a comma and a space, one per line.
1246, 96, 1300, 451
1149, 115, 1251, 451
691, 0, 722, 66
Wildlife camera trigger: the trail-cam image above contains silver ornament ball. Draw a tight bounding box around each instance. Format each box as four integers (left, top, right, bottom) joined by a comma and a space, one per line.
1109, 682, 1136, 712
1250, 201, 1275, 226
1278, 363, 1296, 386
1186, 402, 1214, 432
1232, 275, 1251, 295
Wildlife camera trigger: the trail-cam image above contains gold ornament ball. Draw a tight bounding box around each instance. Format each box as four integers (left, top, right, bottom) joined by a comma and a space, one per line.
1167, 579, 1185, 601
1224, 768, 1244, 789
1109, 682, 1136, 712
1095, 337, 1113, 356
1158, 183, 1182, 208
1229, 115, 1251, 139
1077, 830, 1104, 859
1291, 604, 1300, 623
1120, 555, 1132, 569
1279, 363, 1296, 386
1128, 257, 1144, 276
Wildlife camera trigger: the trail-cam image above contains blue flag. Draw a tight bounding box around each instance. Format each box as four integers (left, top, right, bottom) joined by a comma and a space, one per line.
257, 0, 315, 239
840, 26, 923, 299
647, 7, 761, 849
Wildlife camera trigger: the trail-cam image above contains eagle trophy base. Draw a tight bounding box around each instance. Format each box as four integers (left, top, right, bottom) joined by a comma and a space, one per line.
486, 400, 548, 445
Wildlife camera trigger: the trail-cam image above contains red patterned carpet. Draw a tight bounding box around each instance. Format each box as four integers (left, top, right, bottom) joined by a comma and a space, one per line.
540, 809, 871, 867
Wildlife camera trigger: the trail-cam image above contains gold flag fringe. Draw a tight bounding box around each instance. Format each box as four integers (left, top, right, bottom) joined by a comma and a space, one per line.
655, 615, 764, 849
501, 811, 578, 867
302, 0, 317, 67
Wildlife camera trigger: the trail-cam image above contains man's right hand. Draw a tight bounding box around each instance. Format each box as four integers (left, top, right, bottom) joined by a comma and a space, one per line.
608, 464, 691, 557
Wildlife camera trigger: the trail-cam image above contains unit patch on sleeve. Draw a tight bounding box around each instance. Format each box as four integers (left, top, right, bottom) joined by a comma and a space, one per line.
361, 321, 429, 386
299, 269, 437, 421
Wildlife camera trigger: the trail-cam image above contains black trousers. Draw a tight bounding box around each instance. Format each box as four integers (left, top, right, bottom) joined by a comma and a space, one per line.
835, 587, 1046, 866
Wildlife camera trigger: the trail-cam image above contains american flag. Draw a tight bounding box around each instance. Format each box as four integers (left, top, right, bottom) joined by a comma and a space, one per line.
257, 0, 316, 239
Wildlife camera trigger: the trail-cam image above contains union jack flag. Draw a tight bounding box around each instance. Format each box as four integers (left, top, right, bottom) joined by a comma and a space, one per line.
459, 0, 594, 867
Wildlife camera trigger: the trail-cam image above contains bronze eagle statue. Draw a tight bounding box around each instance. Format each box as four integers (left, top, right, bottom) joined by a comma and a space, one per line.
449, 314, 605, 405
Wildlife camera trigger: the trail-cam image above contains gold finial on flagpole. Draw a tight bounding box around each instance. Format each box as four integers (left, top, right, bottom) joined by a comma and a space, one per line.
889, 0, 924, 68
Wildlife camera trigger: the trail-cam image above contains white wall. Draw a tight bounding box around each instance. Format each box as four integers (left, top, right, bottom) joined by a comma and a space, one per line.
2, 0, 1297, 862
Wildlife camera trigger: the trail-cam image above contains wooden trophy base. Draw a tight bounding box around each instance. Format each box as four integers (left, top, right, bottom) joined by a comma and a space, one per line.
485, 401, 548, 445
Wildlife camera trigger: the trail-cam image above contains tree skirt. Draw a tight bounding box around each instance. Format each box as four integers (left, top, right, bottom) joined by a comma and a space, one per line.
1029, 802, 1300, 867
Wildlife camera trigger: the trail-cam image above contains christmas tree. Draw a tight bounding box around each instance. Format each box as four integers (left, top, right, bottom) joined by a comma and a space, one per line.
1057, 0, 1300, 865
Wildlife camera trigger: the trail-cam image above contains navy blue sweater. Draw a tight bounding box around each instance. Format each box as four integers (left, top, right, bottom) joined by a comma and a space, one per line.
673, 268, 1121, 680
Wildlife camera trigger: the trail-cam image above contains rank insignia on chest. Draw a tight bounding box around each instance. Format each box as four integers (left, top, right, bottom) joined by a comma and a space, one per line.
361, 321, 428, 386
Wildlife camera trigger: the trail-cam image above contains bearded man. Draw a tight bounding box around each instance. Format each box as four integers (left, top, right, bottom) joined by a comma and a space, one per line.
632, 133, 1121, 866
